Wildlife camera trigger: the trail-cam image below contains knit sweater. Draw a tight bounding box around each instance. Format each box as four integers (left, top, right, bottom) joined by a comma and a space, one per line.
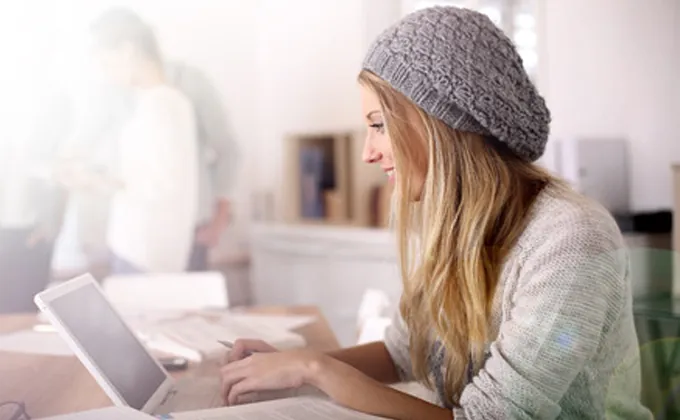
384, 184, 653, 419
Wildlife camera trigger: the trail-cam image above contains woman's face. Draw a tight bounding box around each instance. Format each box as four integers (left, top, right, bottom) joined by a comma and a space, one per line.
360, 84, 394, 182
360, 84, 425, 200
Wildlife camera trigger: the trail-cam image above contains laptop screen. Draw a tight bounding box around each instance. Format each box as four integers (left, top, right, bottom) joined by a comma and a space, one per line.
46, 282, 167, 410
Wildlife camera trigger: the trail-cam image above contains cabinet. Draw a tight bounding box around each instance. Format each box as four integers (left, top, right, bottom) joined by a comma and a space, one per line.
250, 223, 402, 346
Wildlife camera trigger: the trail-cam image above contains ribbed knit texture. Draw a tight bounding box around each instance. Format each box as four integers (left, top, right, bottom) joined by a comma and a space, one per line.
362, 6, 550, 162
384, 185, 653, 419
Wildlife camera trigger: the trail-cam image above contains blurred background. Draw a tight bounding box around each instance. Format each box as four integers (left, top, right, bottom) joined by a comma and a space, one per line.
1, 0, 679, 349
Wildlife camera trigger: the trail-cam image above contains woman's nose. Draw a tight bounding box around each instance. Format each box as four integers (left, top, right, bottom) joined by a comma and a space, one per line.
362, 142, 382, 164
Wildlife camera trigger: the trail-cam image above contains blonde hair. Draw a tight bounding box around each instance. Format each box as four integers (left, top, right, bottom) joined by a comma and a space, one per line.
358, 70, 561, 405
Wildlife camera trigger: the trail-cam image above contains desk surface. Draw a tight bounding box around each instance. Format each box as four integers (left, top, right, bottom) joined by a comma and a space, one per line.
0, 306, 340, 418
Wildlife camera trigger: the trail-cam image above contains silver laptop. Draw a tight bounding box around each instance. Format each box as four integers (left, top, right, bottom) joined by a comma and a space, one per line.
34, 274, 223, 416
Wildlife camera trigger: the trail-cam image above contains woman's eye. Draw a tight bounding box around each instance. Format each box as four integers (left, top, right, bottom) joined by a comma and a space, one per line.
369, 123, 385, 134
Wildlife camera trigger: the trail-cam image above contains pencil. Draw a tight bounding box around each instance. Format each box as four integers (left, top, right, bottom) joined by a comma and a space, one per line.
217, 340, 254, 357
217, 340, 234, 349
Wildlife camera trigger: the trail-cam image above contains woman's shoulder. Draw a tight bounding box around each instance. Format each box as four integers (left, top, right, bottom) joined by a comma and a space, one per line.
516, 182, 626, 256
505, 182, 630, 324
508, 181, 630, 300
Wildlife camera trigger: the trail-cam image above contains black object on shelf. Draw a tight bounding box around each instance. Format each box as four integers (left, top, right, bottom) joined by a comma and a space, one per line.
613, 210, 672, 234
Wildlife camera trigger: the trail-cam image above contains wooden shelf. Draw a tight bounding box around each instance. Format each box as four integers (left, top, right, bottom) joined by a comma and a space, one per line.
282, 130, 389, 227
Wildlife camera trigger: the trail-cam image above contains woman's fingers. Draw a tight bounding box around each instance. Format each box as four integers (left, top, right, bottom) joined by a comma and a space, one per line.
227, 377, 257, 406
227, 339, 277, 363
220, 360, 249, 403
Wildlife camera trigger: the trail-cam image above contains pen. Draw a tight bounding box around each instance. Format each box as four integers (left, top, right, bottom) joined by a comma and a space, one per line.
217, 340, 234, 349
217, 340, 254, 356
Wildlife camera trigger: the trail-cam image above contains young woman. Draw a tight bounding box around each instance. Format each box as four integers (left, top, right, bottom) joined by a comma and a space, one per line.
87, 9, 198, 274
220, 7, 651, 419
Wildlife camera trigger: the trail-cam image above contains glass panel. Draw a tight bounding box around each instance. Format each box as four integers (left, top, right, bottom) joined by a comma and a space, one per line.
514, 28, 536, 48
515, 12, 535, 29
478, 6, 502, 27
477, 0, 503, 27
413, 0, 467, 11
518, 48, 537, 70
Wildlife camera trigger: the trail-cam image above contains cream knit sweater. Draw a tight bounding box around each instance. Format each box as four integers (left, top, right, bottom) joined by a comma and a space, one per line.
384, 185, 653, 419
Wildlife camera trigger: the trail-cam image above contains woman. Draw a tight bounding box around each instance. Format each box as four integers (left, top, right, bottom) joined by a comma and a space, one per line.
221, 7, 651, 419
87, 8, 198, 274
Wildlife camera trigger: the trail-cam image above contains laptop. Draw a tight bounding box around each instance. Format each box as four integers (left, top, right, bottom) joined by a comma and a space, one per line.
34, 274, 223, 416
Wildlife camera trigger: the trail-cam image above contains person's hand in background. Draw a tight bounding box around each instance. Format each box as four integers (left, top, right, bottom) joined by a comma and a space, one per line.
196, 199, 231, 247
54, 159, 123, 193
25, 226, 48, 248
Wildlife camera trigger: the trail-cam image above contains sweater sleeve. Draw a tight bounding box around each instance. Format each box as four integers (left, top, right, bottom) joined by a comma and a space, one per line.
453, 214, 627, 419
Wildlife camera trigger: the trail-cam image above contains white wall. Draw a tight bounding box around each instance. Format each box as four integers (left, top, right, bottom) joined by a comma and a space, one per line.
539, 0, 680, 212
253, 0, 402, 223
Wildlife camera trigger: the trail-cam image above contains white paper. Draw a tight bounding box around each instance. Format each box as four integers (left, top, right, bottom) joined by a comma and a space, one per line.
138, 315, 307, 362
220, 314, 316, 331
37, 406, 156, 419
119, 309, 190, 331
170, 396, 388, 420
0, 330, 73, 356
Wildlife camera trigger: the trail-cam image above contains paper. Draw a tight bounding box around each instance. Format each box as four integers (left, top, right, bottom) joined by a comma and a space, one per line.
0, 330, 73, 356
37, 406, 156, 419
139, 316, 307, 362
169, 396, 388, 420
119, 309, 189, 331
220, 314, 316, 332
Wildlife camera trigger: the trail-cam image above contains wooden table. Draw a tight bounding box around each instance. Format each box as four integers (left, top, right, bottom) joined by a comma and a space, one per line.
0, 306, 340, 418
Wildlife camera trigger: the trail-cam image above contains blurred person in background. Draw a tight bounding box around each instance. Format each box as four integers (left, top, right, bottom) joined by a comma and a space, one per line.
60, 7, 239, 273
0, 94, 71, 312
71, 8, 200, 274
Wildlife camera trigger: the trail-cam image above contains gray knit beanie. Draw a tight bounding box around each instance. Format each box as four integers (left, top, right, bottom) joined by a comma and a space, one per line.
362, 6, 550, 162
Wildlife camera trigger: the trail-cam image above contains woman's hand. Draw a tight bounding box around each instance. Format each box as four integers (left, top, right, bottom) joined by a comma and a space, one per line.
225, 338, 278, 363
221, 340, 452, 420
220, 348, 321, 405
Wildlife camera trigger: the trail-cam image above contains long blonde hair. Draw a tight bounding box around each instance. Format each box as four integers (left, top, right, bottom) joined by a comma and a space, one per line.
359, 70, 560, 405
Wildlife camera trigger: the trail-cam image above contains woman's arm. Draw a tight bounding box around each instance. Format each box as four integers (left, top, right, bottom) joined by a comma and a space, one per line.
327, 341, 401, 384
221, 349, 451, 420
310, 353, 452, 420
227, 311, 414, 385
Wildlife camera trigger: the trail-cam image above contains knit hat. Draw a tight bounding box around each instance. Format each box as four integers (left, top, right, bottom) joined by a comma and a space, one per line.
362, 6, 550, 162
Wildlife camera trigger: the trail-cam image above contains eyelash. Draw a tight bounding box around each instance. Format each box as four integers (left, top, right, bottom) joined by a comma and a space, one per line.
369, 123, 385, 133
